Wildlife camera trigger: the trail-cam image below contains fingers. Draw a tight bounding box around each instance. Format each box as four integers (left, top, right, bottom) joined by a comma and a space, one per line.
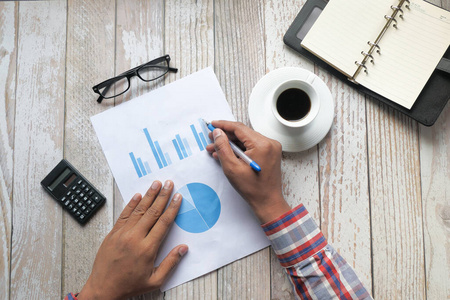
124, 180, 162, 230
211, 120, 259, 147
135, 180, 174, 234
111, 193, 142, 233
151, 244, 188, 287
146, 193, 183, 247
212, 128, 240, 171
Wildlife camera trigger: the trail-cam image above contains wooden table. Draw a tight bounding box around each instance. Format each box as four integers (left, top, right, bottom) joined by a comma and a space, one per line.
1, 0, 449, 299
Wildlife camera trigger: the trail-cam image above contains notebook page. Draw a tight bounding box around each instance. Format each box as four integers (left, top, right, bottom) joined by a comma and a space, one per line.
301, 0, 393, 77
356, 1, 450, 109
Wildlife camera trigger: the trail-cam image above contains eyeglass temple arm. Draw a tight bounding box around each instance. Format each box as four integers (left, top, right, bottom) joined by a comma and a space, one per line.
96, 84, 112, 103
169, 67, 178, 73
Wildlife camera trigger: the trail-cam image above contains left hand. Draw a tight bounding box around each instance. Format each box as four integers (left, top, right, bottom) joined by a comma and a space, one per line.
77, 180, 188, 300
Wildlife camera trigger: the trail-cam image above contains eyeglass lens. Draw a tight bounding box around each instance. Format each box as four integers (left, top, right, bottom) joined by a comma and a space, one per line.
137, 59, 169, 81
98, 76, 130, 98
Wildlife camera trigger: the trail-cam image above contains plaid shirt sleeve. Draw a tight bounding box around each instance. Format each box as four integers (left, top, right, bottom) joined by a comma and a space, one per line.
262, 204, 373, 300
64, 293, 78, 300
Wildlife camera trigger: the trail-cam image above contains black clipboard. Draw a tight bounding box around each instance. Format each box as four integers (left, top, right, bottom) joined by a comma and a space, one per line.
284, 0, 450, 126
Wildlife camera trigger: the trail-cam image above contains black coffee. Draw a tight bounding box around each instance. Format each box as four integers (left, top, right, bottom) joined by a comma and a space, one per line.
276, 88, 311, 121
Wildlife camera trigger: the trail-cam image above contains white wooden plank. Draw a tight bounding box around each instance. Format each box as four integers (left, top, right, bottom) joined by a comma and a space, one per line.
62, 0, 115, 295
264, 0, 321, 298
115, 0, 165, 298
215, 0, 271, 298
420, 103, 450, 300
0, 3, 17, 299
163, 0, 217, 298
10, 1, 67, 298
367, 102, 425, 299
318, 71, 372, 293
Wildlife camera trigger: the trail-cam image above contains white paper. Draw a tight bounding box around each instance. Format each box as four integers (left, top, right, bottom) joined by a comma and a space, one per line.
91, 67, 270, 291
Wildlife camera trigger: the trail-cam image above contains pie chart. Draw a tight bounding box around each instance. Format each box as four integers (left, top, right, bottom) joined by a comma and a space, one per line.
175, 183, 221, 233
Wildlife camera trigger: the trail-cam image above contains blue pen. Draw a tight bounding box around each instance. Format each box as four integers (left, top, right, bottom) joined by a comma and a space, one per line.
204, 120, 261, 172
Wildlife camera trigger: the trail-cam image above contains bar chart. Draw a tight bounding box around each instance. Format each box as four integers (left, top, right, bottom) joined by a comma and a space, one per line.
129, 119, 213, 178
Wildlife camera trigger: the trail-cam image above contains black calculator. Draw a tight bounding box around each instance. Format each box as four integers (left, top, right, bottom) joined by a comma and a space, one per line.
41, 159, 106, 224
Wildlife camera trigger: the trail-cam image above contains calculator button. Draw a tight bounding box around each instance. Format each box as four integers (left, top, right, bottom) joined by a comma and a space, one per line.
74, 198, 79, 204
72, 186, 77, 191
90, 203, 96, 209
80, 193, 84, 198
64, 200, 70, 206
85, 209, 91, 215
72, 207, 78, 213
77, 202, 83, 208
81, 205, 86, 211
77, 180, 83, 185
88, 190, 94, 197
60, 196, 66, 202
83, 196, 88, 202
75, 189, 81, 194
76, 211, 81, 217
92, 194, 102, 203
68, 204, 74, 209
66, 191, 72, 196
81, 184, 86, 189
86, 200, 92, 206
84, 187, 90, 193
70, 195, 76, 200
80, 214, 85, 220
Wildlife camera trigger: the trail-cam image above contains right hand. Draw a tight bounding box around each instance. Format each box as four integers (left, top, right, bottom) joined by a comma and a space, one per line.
205, 120, 291, 223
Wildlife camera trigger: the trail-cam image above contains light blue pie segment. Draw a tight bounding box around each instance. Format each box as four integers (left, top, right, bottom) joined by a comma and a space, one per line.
175, 183, 221, 233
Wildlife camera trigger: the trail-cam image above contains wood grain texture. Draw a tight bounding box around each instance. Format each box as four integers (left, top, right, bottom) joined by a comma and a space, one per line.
115, 1, 165, 298
367, 101, 425, 299
318, 70, 372, 292
263, 0, 320, 298
10, 1, 66, 298
215, 0, 271, 299
163, 0, 216, 298
420, 2, 450, 298
63, 0, 115, 295
420, 103, 450, 300
0, 3, 17, 299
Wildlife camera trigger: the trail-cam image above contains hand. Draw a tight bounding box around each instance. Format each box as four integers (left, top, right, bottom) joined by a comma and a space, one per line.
206, 120, 291, 223
77, 180, 188, 300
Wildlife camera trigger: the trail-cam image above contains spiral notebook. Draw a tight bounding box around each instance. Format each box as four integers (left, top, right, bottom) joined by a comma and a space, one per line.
301, 0, 450, 109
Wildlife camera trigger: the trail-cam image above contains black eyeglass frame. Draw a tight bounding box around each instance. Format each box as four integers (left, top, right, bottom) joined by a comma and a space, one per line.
92, 55, 178, 103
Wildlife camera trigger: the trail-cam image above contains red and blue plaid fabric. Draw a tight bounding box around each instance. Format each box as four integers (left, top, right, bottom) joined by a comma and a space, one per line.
262, 204, 373, 300
64, 293, 78, 300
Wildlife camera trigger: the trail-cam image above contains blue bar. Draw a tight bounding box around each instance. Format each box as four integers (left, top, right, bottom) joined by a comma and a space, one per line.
199, 118, 212, 143
137, 158, 147, 176
144, 161, 151, 174
190, 124, 204, 151
172, 139, 184, 160
129, 152, 142, 178
143, 128, 163, 169
165, 153, 172, 165
176, 134, 188, 158
154, 141, 168, 167
183, 138, 192, 156
199, 132, 208, 149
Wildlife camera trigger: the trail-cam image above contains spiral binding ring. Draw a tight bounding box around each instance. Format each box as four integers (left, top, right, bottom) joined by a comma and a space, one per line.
384, 15, 398, 28
367, 41, 381, 54
404, 0, 410, 9
355, 61, 368, 73
361, 51, 374, 63
391, 5, 404, 18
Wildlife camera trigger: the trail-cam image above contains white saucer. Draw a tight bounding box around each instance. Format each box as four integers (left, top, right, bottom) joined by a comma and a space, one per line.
248, 67, 334, 152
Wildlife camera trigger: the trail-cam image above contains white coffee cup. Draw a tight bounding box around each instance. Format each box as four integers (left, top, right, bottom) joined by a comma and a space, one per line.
271, 73, 320, 128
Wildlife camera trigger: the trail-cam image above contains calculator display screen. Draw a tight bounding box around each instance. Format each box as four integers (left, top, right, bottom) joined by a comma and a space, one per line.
49, 168, 71, 191
64, 174, 77, 187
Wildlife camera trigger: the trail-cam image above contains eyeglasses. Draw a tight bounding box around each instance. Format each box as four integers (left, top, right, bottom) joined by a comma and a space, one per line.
92, 55, 178, 103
